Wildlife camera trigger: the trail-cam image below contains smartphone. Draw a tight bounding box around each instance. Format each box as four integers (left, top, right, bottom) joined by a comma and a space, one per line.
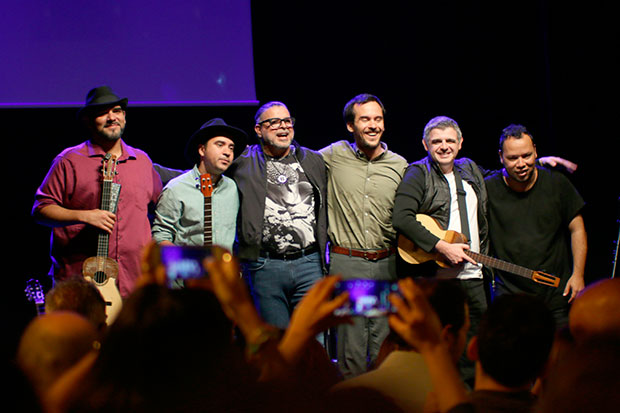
333, 279, 399, 317
159, 245, 212, 285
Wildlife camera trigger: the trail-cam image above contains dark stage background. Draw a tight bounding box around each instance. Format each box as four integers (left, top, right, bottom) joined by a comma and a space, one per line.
4, 1, 618, 358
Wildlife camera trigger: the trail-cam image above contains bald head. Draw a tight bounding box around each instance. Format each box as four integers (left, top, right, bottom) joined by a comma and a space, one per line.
569, 278, 620, 342
16, 312, 99, 395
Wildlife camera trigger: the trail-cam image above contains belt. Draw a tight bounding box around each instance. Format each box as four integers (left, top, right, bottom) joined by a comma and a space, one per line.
259, 244, 319, 260
330, 245, 396, 261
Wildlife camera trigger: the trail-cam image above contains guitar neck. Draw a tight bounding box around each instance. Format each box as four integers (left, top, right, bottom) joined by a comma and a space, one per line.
465, 251, 534, 280
198, 173, 214, 248
97, 179, 113, 257
204, 196, 213, 247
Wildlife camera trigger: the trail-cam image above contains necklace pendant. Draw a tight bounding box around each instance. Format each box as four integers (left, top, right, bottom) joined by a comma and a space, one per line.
277, 174, 288, 184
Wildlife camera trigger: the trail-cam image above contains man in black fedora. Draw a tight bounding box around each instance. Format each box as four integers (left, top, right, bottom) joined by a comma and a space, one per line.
152, 118, 247, 252
33, 86, 162, 300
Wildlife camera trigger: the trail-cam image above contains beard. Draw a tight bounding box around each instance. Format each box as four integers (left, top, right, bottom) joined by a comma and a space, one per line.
356, 129, 383, 149
96, 122, 124, 142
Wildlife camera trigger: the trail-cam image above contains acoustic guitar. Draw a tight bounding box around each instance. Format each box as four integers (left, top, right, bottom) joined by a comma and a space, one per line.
397, 214, 560, 287
82, 154, 123, 323
197, 173, 214, 247
25, 278, 46, 315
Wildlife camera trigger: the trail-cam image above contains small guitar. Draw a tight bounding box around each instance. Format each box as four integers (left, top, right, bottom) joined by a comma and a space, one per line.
197, 173, 214, 247
397, 214, 560, 287
82, 154, 123, 323
25, 278, 46, 315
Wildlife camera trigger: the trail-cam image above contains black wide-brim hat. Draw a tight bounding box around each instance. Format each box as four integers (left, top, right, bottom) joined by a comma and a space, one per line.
184, 118, 248, 163
77, 86, 128, 118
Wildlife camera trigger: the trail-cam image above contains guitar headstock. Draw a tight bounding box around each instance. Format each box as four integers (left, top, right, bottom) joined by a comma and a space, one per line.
102, 154, 117, 182
532, 271, 560, 288
198, 173, 213, 197
25, 278, 45, 307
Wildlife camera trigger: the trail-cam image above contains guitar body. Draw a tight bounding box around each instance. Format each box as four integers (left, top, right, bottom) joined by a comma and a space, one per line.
82, 256, 123, 322
83, 155, 123, 324
397, 214, 467, 268
397, 214, 560, 287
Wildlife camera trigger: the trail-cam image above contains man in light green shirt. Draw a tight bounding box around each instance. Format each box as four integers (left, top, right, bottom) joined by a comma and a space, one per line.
152, 118, 247, 251
319, 94, 408, 378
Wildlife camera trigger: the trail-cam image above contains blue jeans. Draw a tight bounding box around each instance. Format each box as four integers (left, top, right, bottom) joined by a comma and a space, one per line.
243, 252, 323, 330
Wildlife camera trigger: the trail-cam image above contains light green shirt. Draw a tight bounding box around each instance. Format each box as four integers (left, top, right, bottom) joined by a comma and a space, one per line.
152, 166, 239, 251
320, 140, 407, 250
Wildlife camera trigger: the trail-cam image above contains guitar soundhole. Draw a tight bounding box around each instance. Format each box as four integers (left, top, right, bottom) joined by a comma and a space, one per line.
93, 271, 108, 284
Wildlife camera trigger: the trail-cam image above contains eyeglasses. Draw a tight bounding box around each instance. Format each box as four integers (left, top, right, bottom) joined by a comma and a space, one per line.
258, 117, 295, 129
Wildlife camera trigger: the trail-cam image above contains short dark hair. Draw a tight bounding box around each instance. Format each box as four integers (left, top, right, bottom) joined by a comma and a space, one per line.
499, 124, 535, 151
343, 94, 386, 125
254, 101, 288, 124
477, 294, 555, 387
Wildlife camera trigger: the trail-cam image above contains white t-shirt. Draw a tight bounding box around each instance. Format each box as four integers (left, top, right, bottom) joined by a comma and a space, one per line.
435, 171, 483, 280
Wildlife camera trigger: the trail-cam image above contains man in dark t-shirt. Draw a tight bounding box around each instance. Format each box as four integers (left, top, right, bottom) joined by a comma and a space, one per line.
485, 124, 586, 328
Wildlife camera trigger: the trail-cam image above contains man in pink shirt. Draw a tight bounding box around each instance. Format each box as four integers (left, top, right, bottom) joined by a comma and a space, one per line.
33, 86, 162, 299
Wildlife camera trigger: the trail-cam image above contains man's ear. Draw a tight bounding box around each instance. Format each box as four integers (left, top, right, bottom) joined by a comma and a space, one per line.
466, 335, 479, 362
440, 324, 454, 347
254, 124, 262, 138
498, 150, 504, 166
346, 122, 355, 133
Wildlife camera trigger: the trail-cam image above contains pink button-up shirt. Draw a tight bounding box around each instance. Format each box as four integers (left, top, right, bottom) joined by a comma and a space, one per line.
33, 140, 162, 297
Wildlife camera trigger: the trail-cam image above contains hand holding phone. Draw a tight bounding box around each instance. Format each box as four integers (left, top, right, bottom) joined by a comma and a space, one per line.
158, 245, 213, 286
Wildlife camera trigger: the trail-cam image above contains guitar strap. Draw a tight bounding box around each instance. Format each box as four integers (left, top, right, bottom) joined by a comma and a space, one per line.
452, 168, 471, 244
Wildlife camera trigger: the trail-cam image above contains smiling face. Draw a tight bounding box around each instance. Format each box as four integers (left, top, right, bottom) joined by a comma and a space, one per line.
254, 104, 294, 157
199, 136, 235, 176
90, 105, 126, 142
500, 135, 538, 191
423, 127, 463, 173
347, 101, 385, 157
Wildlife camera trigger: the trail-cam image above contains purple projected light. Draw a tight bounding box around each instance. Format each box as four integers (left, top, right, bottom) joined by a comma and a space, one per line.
0, 0, 257, 107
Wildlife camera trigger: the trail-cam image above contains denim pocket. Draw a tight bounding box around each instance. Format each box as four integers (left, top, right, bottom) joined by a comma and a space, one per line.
245, 256, 267, 272
301, 251, 321, 264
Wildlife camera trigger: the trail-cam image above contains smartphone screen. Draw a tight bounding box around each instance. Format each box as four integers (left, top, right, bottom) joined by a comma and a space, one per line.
159, 245, 212, 284
333, 279, 399, 317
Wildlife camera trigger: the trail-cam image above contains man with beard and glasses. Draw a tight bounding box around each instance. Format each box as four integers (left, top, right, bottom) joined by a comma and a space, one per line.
319, 94, 408, 378
485, 124, 586, 328
226, 101, 328, 332
33, 86, 162, 298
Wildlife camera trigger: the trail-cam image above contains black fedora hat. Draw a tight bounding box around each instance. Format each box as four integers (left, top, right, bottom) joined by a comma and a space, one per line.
184, 118, 248, 163
78, 86, 128, 118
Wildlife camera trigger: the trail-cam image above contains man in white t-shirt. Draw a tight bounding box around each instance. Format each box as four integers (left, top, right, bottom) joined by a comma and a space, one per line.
393, 115, 489, 388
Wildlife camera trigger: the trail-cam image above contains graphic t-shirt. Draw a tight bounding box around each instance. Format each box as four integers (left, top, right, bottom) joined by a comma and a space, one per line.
262, 152, 316, 253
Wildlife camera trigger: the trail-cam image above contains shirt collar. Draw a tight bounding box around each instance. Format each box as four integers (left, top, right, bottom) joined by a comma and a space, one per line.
351, 141, 388, 161
86, 139, 136, 161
